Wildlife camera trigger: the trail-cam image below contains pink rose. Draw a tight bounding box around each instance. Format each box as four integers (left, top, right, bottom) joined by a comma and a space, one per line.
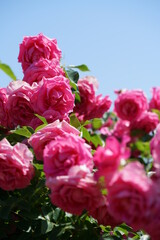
6, 79, 32, 94
0, 88, 9, 128
147, 222, 160, 240
44, 134, 93, 178
75, 76, 111, 120
18, 33, 61, 72
94, 137, 121, 170
6, 80, 36, 129
149, 87, 160, 110
131, 175, 160, 238
74, 77, 95, 117
145, 204, 160, 239
46, 165, 101, 215
143, 179, 160, 239
100, 117, 114, 136
42, 109, 69, 123
100, 127, 111, 136
150, 124, 160, 174
23, 58, 64, 85
31, 76, 74, 119
114, 90, 148, 121
84, 94, 111, 120
94, 136, 130, 187
83, 76, 99, 92
28, 120, 80, 160
130, 111, 159, 134
0, 138, 34, 191
89, 195, 120, 228
112, 119, 131, 139
107, 162, 153, 230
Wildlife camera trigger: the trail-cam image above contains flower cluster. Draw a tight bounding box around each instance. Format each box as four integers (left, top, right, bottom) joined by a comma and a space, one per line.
0, 34, 74, 129
1, 33, 160, 239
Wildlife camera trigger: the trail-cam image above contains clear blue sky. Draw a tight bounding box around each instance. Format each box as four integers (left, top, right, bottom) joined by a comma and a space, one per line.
0, 0, 160, 101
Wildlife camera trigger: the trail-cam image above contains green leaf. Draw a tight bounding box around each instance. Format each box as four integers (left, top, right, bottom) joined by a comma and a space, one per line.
53, 208, 61, 222
34, 115, 48, 132
65, 69, 79, 83
92, 118, 103, 130
102, 234, 120, 240
75, 91, 81, 103
100, 225, 112, 233
70, 114, 81, 129
81, 126, 91, 142
41, 205, 54, 221
90, 134, 103, 147
41, 220, 54, 234
118, 223, 133, 232
34, 163, 44, 171
25, 126, 34, 134
114, 226, 128, 236
64, 68, 78, 91
57, 225, 75, 237
35, 123, 47, 132
68, 64, 90, 72
6, 132, 25, 145
82, 120, 91, 127
133, 141, 150, 157
34, 114, 48, 125
0, 61, 16, 80
132, 236, 141, 240
11, 126, 33, 138
101, 188, 107, 195
69, 80, 77, 91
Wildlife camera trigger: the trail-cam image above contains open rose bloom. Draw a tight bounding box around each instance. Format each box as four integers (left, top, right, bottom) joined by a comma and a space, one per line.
18, 33, 62, 72
0, 139, 34, 191
29, 120, 80, 160
74, 76, 112, 121
46, 165, 101, 215
1, 33, 160, 239
114, 89, 148, 121
43, 133, 93, 177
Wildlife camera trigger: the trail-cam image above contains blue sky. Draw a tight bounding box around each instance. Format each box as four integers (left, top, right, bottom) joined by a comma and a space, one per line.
0, 0, 160, 101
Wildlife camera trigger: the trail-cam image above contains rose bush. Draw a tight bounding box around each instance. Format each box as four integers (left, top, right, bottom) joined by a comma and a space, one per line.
0, 33, 159, 239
